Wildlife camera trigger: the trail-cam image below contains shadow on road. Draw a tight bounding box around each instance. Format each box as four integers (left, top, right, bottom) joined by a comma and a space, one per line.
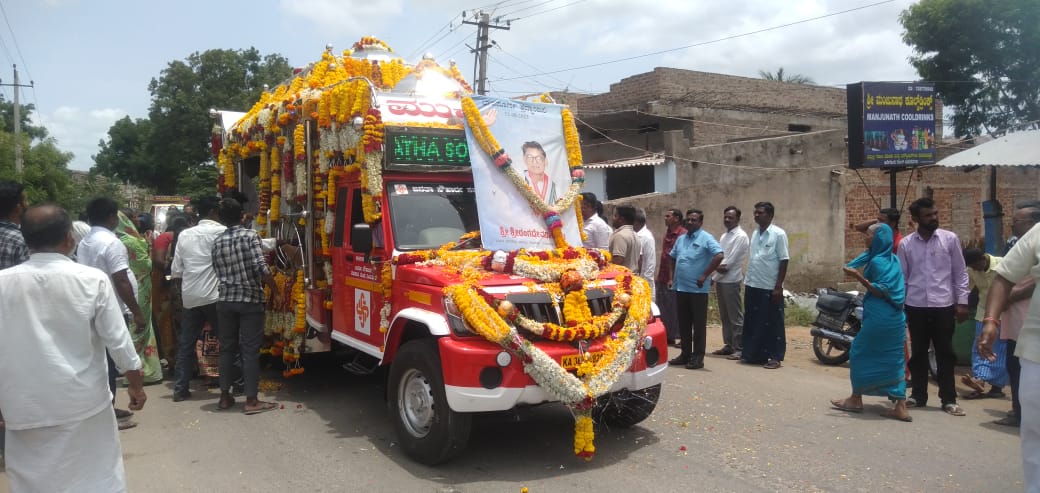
258, 352, 662, 484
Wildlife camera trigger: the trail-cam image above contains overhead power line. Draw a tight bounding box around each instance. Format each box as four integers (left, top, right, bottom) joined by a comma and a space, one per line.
492, 0, 895, 83
508, 0, 589, 21
0, 0, 30, 81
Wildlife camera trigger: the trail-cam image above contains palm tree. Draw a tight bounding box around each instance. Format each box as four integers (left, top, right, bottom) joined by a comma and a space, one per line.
758, 67, 815, 85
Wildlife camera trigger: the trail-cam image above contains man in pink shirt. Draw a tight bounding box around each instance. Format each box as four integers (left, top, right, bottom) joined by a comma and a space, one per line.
897, 197, 970, 416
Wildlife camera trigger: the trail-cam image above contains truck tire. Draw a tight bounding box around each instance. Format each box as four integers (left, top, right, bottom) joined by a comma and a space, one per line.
592, 384, 661, 428
388, 338, 472, 465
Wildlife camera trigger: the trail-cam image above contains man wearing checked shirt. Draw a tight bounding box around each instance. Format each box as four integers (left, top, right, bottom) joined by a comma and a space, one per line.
211, 198, 283, 415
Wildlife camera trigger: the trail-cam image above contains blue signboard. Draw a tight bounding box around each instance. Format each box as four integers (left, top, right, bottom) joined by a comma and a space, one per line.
847, 82, 937, 168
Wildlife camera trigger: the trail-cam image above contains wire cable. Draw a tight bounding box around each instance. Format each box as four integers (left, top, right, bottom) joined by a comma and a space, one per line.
508, 0, 588, 21
574, 114, 845, 171
492, 0, 894, 83
0, 0, 29, 81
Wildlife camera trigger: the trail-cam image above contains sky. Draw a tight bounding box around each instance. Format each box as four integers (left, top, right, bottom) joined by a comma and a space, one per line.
4, 0, 921, 171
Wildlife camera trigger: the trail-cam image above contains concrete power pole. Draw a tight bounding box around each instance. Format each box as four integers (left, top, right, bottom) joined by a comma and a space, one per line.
463, 11, 510, 95
13, 65, 21, 174
1, 65, 35, 174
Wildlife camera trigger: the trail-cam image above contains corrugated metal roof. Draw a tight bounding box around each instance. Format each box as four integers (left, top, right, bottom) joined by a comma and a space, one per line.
584, 155, 666, 169
937, 129, 1040, 167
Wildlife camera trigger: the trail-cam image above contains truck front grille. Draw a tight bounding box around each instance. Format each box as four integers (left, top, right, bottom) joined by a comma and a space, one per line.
505, 288, 615, 326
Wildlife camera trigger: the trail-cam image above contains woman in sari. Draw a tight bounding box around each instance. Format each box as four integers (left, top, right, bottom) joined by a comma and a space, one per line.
116, 211, 164, 384
830, 223, 911, 422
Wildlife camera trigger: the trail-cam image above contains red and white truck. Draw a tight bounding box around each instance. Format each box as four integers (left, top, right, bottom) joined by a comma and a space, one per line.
213, 37, 667, 464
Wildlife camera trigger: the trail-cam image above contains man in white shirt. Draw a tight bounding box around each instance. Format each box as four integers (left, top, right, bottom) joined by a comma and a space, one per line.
634, 208, 656, 301
170, 196, 228, 402
78, 197, 146, 429
0, 204, 146, 492
581, 192, 611, 250
712, 206, 750, 357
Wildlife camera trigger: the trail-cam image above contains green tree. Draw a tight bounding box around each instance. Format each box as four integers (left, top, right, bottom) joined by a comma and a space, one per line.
142, 48, 291, 194
0, 95, 48, 140
901, 0, 1040, 137
92, 116, 154, 186
758, 67, 815, 85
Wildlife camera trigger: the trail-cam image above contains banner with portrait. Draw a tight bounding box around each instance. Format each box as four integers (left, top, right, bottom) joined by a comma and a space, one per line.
463, 95, 582, 251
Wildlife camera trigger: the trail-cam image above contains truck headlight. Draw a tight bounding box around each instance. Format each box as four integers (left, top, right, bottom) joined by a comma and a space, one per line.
444, 297, 475, 336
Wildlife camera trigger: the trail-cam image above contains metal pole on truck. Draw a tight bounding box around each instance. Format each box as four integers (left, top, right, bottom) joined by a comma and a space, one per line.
304, 120, 315, 289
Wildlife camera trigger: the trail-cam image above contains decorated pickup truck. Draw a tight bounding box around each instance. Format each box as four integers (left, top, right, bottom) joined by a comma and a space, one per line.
212, 36, 667, 464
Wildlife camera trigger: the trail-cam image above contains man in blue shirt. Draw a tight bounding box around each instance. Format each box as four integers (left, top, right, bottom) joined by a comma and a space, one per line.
739, 202, 790, 369
668, 209, 724, 370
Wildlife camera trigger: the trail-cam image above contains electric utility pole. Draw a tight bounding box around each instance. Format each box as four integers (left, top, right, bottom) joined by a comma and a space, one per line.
463, 11, 509, 95
0, 64, 36, 174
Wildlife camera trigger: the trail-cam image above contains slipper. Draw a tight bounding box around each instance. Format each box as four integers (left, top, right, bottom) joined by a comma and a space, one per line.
114, 408, 134, 420
993, 416, 1021, 427
830, 398, 864, 413
942, 403, 966, 416
880, 409, 913, 422
243, 401, 278, 415
118, 420, 138, 431
962, 390, 988, 400
218, 396, 235, 410
960, 375, 985, 393
986, 389, 1007, 399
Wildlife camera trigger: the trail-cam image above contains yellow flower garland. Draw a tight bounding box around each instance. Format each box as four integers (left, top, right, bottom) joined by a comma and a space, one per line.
443, 271, 653, 460
460, 97, 585, 248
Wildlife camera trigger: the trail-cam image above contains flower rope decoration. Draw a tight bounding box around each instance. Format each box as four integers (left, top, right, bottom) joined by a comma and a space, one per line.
443, 271, 652, 460
461, 97, 585, 249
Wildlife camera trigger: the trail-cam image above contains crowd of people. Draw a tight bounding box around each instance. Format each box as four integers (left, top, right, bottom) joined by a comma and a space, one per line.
579, 193, 790, 371
0, 180, 283, 491
4, 179, 1040, 489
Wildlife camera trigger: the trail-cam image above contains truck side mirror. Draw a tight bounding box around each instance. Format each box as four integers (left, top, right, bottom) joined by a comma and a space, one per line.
351, 223, 373, 260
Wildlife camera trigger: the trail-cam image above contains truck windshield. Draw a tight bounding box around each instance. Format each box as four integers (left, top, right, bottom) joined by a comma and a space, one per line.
386, 182, 480, 250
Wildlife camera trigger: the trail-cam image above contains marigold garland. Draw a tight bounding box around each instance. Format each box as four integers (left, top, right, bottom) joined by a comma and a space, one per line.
443, 269, 653, 460
461, 97, 585, 248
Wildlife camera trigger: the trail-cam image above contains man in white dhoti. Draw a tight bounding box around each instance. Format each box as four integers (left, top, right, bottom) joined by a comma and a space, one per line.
0, 204, 147, 492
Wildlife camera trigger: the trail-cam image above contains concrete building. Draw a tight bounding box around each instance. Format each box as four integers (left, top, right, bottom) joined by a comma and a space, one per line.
563, 67, 1039, 291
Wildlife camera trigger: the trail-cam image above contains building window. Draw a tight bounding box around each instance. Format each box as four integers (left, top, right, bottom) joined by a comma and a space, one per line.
788, 124, 812, 132
606, 167, 654, 199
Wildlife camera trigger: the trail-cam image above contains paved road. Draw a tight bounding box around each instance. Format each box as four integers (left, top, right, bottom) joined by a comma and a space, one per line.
1, 328, 1024, 492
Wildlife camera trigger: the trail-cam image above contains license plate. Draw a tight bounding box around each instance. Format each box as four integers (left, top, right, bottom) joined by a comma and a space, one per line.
560, 352, 604, 369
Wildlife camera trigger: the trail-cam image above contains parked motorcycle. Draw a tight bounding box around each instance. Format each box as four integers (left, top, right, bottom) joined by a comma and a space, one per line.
809, 288, 938, 378
809, 288, 863, 365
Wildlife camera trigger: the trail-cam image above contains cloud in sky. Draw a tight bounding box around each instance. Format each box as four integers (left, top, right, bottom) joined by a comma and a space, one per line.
279, 0, 404, 35
10, 0, 924, 174
42, 106, 127, 171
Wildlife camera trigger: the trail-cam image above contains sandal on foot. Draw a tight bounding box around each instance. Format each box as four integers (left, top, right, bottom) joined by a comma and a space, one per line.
942, 403, 966, 416
960, 375, 985, 393
830, 398, 864, 413
118, 420, 138, 431
993, 416, 1021, 427
763, 359, 782, 369
114, 408, 134, 420
986, 389, 1007, 399
880, 409, 913, 422
218, 395, 235, 410
906, 397, 927, 408
962, 390, 988, 400
243, 401, 278, 415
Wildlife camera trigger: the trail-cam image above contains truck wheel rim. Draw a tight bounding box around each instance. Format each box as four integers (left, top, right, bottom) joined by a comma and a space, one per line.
398, 368, 434, 438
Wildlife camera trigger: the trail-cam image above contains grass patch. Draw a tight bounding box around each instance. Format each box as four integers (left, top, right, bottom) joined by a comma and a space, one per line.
785, 303, 816, 327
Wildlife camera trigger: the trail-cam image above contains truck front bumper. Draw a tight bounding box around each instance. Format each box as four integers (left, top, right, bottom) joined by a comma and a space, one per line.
438, 322, 669, 413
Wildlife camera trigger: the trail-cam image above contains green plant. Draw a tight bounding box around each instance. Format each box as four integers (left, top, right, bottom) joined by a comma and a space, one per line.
785, 303, 816, 327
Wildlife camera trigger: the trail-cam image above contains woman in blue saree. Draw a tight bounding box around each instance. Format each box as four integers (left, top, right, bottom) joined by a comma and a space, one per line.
830, 224, 911, 422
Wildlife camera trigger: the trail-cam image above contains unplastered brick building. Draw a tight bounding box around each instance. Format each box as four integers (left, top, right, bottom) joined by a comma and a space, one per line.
559, 67, 1039, 291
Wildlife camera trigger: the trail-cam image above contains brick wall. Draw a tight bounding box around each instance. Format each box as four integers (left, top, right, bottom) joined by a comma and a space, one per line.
843, 166, 1040, 262
576, 67, 847, 117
